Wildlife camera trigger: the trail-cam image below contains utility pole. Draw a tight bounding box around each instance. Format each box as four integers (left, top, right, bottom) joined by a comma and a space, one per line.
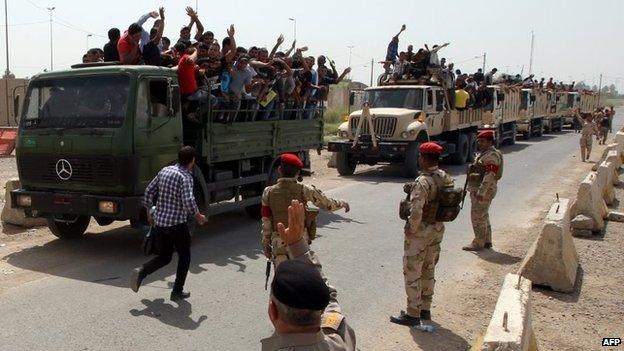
86, 34, 93, 51
482, 52, 486, 73
598, 74, 603, 105
528, 30, 535, 76
3, 0, 11, 78
288, 18, 296, 42
370, 58, 374, 87
347, 45, 354, 80
47, 7, 55, 71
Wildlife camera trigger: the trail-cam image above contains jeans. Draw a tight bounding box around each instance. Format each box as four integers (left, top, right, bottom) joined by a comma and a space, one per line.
142, 223, 191, 293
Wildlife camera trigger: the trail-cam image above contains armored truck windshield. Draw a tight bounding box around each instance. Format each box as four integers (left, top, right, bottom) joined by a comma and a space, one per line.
363, 88, 424, 110
21, 74, 130, 129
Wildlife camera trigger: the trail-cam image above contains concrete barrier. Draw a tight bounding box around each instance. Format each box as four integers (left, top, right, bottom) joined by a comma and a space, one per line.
519, 198, 579, 293
596, 161, 616, 205
592, 144, 621, 171
1, 179, 47, 228
480, 273, 538, 351
615, 131, 624, 160
605, 150, 623, 171
571, 172, 608, 233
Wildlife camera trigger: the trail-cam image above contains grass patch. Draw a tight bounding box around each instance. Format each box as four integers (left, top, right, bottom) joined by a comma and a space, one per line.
603, 98, 624, 108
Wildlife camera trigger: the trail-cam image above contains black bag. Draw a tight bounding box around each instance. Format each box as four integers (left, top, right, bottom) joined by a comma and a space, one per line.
141, 226, 159, 256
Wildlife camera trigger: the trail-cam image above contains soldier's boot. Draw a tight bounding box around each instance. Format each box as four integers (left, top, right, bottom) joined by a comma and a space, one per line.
130, 267, 146, 293
484, 242, 493, 249
390, 310, 420, 327
170, 291, 191, 301
420, 310, 431, 321
462, 244, 483, 251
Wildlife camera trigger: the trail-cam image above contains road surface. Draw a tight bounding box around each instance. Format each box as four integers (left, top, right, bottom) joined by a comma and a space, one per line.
0, 111, 621, 350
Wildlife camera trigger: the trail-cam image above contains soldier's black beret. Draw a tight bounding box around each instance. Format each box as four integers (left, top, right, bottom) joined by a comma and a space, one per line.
271, 260, 330, 311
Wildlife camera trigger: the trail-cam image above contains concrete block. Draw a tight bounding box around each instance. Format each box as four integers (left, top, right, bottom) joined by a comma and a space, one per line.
606, 150, 623, 170
596, 162, 616, 205
519, 199, 579, 293
1, 179, 47, 228
593, 144, 621, 171
571, 214, 594, 230
481, 273, 537, 351
327, 152, 337, 168
575, 172, 608, 231
607, 211, 624, 223
572, 229, 594, 238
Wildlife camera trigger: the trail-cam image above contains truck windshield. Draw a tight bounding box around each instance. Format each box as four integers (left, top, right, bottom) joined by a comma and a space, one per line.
21, 74, 130, 129
363, 89, 423, 110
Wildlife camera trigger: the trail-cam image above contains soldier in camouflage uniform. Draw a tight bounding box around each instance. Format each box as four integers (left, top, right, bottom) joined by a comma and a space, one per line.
463, 130, 503, 251
391, 142, 455, 326
575, 110, 600, 162
261, 153, 350, 266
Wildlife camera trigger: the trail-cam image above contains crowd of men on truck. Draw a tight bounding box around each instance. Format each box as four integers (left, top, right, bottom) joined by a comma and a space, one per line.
81, 6, 350, 123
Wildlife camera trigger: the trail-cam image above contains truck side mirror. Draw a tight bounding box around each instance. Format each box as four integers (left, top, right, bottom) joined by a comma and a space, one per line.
349, 92, 355, 106
13, 95, 20, 121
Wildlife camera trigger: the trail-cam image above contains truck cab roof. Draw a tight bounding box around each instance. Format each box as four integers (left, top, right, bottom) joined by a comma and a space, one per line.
366, 84, 439, 91
31, 65, 177, 80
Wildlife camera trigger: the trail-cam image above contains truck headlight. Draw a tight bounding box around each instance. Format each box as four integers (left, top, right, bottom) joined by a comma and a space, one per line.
17, 195, 32, 207
339, 131, 349, 138
401, 131, 410, 139
98, 201, 118, 214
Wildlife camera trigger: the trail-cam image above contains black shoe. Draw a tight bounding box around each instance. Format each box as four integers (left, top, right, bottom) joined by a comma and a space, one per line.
171, 291, 191, 301
484, 242, 493, 249
462, 245, 483, 251
130, 268, 145, 293
390, 310, 420, 326
420, 310, 431, 321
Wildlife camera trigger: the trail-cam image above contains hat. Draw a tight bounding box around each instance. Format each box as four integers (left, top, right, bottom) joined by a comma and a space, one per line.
271, 260, 330, 311
477, 130, 495, 141
280, 153, 303, 169
419, 142, 443, 155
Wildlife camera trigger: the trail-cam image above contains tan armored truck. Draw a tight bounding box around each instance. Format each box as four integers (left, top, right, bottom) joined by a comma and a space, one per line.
327, 83, 482, 177
536, 90, 564, 133
481, 85, 520, 146
517, 88, 544, 139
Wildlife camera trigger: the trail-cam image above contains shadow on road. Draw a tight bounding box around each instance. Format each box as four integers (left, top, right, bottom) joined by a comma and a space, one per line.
409, 322, 470, 351
129, 298, 208, 330
532, 266, 584, 303
471, 249, 523, 265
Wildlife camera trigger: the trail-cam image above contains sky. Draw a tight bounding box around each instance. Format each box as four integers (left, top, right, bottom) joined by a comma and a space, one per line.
1, 0, 622, 91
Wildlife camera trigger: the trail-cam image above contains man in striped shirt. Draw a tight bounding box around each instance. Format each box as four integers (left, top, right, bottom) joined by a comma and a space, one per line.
131, 146, 207, 301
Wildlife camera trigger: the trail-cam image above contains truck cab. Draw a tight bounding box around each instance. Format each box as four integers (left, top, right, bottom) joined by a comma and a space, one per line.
517, 88, 543, 139
481, 85, 518, 146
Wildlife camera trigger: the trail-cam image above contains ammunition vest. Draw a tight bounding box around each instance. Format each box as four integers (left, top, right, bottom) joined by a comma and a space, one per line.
267, 180, 318, 240
400, 171, 462, 224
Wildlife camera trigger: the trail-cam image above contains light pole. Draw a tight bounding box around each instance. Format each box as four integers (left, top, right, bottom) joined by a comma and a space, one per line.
347, 45, 354, 80
47, 6, 55, 71
86, 34, 93, 51
288, 18, 296, 41
3, 0, 12, 78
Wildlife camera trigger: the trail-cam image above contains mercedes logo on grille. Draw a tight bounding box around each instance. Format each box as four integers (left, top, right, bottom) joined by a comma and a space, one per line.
55, 159, 73, 181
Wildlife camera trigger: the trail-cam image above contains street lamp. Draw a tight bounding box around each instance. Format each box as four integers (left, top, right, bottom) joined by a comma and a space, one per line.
86, 34, 93, 51
47, 6, 55, 71
288, 18, 296, 41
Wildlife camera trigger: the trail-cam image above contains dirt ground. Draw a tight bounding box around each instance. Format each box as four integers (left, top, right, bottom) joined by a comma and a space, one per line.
1, 142, 623, 350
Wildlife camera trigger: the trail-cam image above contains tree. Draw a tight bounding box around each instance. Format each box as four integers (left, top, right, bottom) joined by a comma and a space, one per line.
575, 81, 590, 90
592, 85, 598, 92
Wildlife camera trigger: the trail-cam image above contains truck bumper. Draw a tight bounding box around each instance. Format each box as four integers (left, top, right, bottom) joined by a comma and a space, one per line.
516, 121, 529, 133
10, 189, 143, 220
327, 140, 409, 158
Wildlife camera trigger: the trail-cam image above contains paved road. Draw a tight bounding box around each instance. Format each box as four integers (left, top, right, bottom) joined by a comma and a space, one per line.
1, 111, 622, 350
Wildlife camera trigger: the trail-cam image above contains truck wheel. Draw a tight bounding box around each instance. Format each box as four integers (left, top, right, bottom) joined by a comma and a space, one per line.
509, 125, 517, 145
336, 151, 357, 176
450, 133, 469, 165
47, 215, 90, 239
467, 133, 477, 162
404, 142, 420, 178
523, 130, 531, 140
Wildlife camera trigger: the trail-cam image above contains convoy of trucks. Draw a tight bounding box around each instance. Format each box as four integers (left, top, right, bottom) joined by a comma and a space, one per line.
327, 80, 600, 177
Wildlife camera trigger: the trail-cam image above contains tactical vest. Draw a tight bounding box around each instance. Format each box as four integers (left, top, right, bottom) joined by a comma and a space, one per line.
267, 181, 319, 240
467, 149, 504, 187
400, 171, 463, 224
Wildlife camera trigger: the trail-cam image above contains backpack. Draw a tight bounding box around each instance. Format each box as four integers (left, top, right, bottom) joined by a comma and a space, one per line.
399, 173, 463, 223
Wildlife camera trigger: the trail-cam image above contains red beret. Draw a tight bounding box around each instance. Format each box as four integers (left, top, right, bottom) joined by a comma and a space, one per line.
419, 142, 443, 155
280, 153, 304, 169
477, 130, 495, 140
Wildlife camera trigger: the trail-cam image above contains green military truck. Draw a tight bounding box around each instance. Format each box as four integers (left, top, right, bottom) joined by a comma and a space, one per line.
11, 64, 323, 238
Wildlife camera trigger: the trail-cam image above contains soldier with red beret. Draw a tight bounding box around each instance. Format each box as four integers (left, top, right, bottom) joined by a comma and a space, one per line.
463, 130, 504, 251
391, 142, 455, 326
261, 153, 350, 266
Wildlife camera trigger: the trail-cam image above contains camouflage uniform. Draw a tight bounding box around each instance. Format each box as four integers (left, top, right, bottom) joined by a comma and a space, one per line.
467, 146, 503, 248
403, 166, 454, 318
261, 178, 348, 265
579, 119, 599, 160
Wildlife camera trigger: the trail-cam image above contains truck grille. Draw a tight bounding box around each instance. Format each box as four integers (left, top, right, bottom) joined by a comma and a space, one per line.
19, 155, 117, 186
350, 117, 397, 138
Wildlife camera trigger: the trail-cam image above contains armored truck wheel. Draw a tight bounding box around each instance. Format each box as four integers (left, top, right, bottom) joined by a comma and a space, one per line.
47, 215, 91, 239
336, 151, 357, 176
450, 132, 469, 165
467, 133, 477, 162
404, 142, 420, 178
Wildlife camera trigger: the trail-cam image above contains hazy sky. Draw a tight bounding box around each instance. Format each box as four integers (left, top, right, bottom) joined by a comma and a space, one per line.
1, 0, 622, 91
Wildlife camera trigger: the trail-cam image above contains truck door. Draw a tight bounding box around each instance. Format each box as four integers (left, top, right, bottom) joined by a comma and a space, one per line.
133, 77, 183, 190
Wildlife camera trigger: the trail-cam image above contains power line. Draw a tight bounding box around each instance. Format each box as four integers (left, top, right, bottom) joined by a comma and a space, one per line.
24, 0, 105, 38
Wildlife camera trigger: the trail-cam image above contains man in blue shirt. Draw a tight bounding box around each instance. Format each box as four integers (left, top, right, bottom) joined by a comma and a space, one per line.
131, 146, 207, 301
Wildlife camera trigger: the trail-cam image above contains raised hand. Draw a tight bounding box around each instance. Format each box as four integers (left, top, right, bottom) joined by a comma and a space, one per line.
149, 11, 159, 18
227, 24, 235, 37
186, 6, 197, 19
343, 67, 352, 74
276, 200, 305, 246
290, 40, 296, 49
276, 34, 285, 46
159, 7, 165, 20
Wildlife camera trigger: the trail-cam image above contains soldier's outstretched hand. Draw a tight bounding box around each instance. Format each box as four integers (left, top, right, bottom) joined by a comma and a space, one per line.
277, 200, 305, 246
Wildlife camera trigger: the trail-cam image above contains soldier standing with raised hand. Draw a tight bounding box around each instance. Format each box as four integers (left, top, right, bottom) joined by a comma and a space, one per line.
391, 142, 456, 327
463, 130, 503, 252
575, 109, 600, 162
261, 153, 350, 266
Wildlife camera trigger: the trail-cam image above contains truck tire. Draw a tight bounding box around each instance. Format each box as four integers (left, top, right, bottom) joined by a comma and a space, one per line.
467, 132, 477, 162
47, 215, 90, 239
336, 151, 357, 176
450, 132, 469, 165
509, 125, 517, 145
404, 142, 420, 178
523, 129, 531, 140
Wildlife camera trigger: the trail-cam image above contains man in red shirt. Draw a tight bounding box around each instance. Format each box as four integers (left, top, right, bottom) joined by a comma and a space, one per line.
118, 23, 143, 64
177, 46, 209, 122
